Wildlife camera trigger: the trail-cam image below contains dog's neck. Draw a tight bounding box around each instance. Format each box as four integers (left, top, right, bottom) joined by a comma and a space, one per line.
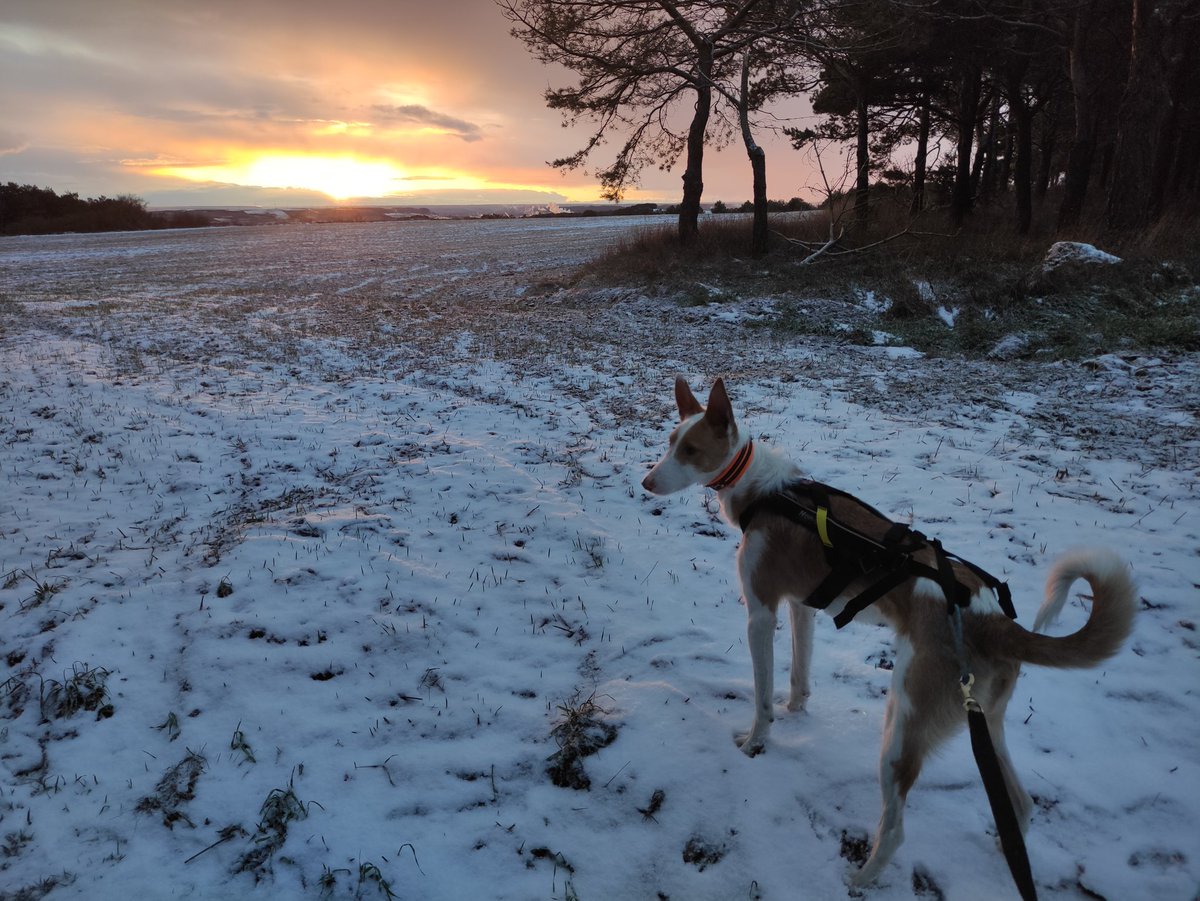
706, 439, 755, 491
712, 436, 801, 526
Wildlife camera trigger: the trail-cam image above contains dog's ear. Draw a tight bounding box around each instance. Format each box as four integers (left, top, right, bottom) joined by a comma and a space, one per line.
704, 378, 735, 434
674, 377, 704, 420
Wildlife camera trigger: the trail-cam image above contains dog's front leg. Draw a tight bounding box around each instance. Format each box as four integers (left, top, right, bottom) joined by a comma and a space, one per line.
738, 592, 776, 756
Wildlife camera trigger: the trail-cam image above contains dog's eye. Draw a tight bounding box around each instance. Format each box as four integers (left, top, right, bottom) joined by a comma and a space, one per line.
680, 443, 697, 457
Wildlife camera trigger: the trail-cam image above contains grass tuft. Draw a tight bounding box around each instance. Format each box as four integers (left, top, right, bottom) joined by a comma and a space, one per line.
356, 861, 399, 900
546, 692, 618, 791
136, 749, 207, 829
40, 663, 112, 721
233, 774, 316, 878
230, 723, 256, 764
17, 571, 65, 611
682, 834, 726, 872
155, 711, 181, 742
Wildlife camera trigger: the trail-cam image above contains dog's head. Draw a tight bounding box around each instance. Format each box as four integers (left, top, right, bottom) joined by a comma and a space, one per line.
642, 377, 740, 495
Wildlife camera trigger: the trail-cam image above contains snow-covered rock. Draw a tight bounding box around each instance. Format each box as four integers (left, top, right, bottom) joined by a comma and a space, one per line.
988, 332, 1038, 360
1042, 241, 1122, 272
1028, 241, 1123, 293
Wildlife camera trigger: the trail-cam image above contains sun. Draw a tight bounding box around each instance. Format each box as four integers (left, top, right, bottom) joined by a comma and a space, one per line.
242, 155, 403, 200
154, 153, 408, 201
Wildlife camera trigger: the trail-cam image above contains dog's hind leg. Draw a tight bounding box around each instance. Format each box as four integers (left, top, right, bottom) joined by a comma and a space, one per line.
850, 637, 976, 886
737, 589, 776, 755
848, 686, 920, 886
786, 599, 814, 712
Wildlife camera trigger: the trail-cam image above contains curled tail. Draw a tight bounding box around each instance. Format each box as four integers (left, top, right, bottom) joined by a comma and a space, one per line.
1014, 549, 1136, 669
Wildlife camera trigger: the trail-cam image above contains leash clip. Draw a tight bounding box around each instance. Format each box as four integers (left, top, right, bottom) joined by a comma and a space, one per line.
960, 673, 983, 713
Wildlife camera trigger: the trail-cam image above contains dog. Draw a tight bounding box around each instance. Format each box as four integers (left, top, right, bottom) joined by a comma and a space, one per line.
642, 377, 1136, 886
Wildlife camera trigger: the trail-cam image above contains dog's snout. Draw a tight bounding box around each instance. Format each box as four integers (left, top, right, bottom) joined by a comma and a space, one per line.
641, 473, 656, 492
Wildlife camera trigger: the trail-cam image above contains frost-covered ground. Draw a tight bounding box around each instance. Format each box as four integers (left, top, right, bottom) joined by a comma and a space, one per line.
1, 220, 1198, 901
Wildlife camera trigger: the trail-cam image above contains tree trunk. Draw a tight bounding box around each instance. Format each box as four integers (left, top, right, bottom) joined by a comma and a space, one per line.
951, 65, 982, 226
1150, 8, 1197, 214
1057, 5, 1098, 230
854, 79, 870, 224
1176, 21, 1200, 210
910, 89, 931, 215
998, 121, 1014, 195
970, 122, 988, 197
1105, 0, 1176, 230
1005, 55, 1033, 233
749, 147, 768, 256
1012, 94, 1034, 234
739, 51, 768, 257
978, 91, 1001, 204
1035, 101, 1057, 200
678, 43, 713, 244
1058, 139, 1095, 229
1169, 51, 1200, 210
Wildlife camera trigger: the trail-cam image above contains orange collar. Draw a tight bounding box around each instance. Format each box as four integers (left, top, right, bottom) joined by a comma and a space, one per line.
706, 440, 754, 491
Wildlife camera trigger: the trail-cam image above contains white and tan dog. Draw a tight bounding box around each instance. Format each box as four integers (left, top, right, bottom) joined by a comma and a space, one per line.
642, 377, 1136, 885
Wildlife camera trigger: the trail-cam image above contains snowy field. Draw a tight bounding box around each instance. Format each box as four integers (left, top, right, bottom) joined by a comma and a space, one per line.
1, 219, 1198, 901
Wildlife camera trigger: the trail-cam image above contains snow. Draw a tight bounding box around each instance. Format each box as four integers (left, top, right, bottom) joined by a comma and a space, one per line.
937, 305, 960, 328
1, 220, 1198, 901
857, 289, 891, 314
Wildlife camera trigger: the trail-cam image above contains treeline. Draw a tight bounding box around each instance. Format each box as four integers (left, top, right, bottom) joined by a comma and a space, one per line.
710, 198, 814, 214
0, 183, 208, 236
792, 0, 1200, 234
502, 0, 1200, 254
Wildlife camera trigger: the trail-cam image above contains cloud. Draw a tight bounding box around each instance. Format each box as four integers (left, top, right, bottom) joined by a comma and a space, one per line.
389, 187, 569, 205
372, 104, 483, 142
141, 183, 334, 209
121, 155, 222, 170
0, 130, 30, 156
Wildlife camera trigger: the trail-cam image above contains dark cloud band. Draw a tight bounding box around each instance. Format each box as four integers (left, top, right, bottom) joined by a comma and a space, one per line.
372, 104, 481, 142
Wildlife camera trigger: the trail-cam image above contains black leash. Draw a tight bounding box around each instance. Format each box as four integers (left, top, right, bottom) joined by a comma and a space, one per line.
954, 613, 1038, 901
967, 707, 1039, 900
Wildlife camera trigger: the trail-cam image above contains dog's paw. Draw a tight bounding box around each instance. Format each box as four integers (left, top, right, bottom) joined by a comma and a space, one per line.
786, 685, 809, 712
844, 862, 877, 889
735, 731, 766, 757
839, 833, 875, 888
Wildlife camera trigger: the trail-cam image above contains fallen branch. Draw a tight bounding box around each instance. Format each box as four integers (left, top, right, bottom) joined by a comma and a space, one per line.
824, 226, 911, 256
772, 224, 956, 265
797, 228, 845, 265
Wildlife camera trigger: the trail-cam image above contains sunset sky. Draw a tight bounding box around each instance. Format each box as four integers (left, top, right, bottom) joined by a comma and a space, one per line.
1, 0, 818, 209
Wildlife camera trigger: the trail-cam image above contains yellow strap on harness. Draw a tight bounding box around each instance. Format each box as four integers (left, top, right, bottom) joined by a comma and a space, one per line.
816, 506, 834, 548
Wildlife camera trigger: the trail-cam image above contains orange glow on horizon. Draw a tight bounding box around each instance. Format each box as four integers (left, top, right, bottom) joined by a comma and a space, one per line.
147, 151, 607, 203
153, 153, 407, 200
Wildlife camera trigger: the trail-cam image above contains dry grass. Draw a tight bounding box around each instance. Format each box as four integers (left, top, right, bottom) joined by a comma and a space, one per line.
545, 693, 618, 791
580, 190, 1200, 359
40, 663, 113, 721
589, 189, 1200, 275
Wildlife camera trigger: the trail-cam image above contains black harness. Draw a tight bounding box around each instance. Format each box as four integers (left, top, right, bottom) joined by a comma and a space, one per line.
739, 479, 1016, 627
739, 479, 1037, 901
